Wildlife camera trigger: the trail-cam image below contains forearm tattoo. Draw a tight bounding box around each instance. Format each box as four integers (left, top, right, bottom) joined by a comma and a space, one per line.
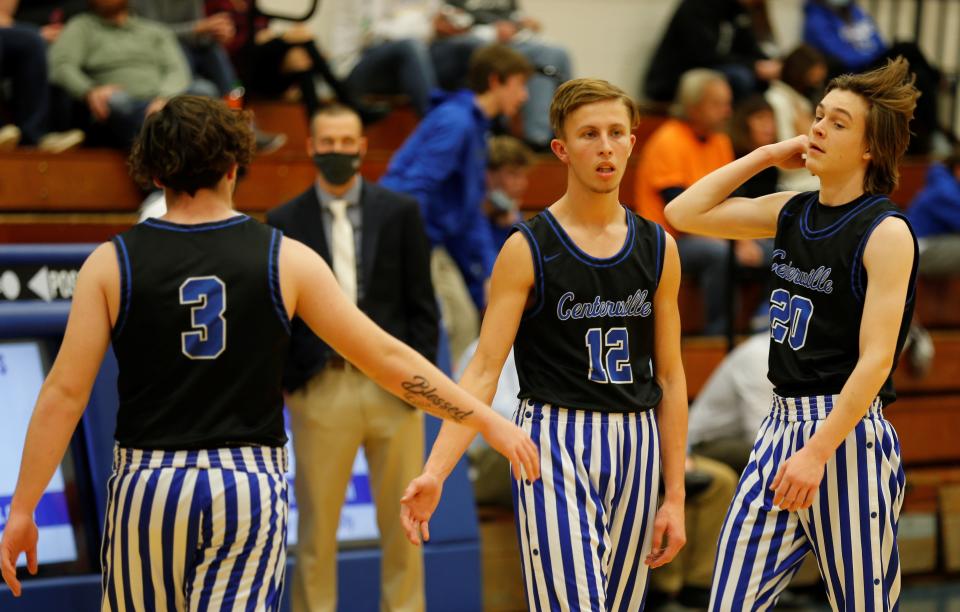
401, 376, 474, 422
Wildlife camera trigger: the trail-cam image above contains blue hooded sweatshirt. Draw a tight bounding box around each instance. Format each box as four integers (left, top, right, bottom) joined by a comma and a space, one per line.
803, 2, 886, 72
906, 163, 960, 239
380, 89, 494, 309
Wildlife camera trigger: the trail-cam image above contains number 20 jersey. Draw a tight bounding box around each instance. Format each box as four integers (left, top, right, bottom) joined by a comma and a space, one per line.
110, 216, 291, 449
767, 191, 918, 404
512, 209, 665, 414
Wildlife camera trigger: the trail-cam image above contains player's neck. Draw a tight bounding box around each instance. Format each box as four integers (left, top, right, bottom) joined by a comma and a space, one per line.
818, 170, 866, 206
162, 186, 239, 224
553, 183, 623, 228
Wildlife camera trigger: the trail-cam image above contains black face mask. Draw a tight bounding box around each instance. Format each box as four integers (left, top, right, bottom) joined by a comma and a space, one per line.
313, 152, 360, 186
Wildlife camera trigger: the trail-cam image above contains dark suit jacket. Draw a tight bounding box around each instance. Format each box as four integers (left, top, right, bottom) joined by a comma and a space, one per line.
266, 180, 439, 393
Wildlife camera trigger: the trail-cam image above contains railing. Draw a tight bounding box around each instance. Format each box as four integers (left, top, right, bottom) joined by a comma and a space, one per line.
863, 0, 960, 137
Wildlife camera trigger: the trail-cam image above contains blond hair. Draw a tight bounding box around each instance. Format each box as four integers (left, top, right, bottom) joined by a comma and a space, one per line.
488, 136, 533, 170
826, 57, 919, 194
549, 78, 640, 139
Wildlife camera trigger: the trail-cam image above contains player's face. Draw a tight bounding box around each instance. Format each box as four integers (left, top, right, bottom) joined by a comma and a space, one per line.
309, 113, 367, 156
494, 73, 530, 118
552, 99, 636, 194
805, 89, 870, 179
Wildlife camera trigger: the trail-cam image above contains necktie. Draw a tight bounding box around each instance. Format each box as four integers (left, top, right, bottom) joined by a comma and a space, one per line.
328, 199, 357, 303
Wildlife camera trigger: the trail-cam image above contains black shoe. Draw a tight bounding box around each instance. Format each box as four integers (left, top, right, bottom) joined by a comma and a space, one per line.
676, 586, 711, 609
357, 102, 391, 126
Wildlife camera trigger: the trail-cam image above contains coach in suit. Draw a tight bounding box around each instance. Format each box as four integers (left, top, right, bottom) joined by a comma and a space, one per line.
267, 103, 438, 612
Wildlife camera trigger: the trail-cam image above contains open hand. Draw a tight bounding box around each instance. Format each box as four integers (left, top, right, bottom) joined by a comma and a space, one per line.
400, 472, 443, 546
645, 500, 685, 568
86, 84, 122, 122
481, 416, 539, 482
0, 511, 39, 597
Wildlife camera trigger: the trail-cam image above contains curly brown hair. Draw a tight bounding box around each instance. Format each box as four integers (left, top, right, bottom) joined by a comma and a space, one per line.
826, 57, 919, 194
129, 95, 255, 196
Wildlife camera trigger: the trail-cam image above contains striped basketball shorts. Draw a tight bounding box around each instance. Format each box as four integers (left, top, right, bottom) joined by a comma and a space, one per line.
512, 400, 661, 612
710, 394, 905, 611
100, 445, 289, 612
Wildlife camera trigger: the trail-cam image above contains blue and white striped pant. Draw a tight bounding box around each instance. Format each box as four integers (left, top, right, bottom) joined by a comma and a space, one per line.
512, 400, 661, 612
710, 394, 904, 611
101, 445, 289, 611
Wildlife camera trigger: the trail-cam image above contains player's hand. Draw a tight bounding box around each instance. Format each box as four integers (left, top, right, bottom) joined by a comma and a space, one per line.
481, 416, 540, 482
0, 510, 39, 597
645, 499, 685, 568
399, 472, 443, 546
771, 446, 828, 512
763, 135, 808, 170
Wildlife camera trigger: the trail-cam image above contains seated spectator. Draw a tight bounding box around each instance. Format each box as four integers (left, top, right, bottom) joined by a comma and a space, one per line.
484, 135, 533, 249
636, 69, 765, 335
130, 0, 286, 153
0, 1, 84, 151
906, 149, 960, 278
687, 332, 772, 475
48, 0, 190, 148
322, 0, 438, 117
803, 0, 946, 153
380, 44, 531, 361
645, 0, 781, 104
765, 44, 825, 191
431, 0, 571, 149
204, 0, 386, 125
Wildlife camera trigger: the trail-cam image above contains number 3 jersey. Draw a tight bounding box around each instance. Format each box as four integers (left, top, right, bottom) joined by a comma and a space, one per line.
110, 216, 291, 449
512, 208, 665, 414
768, 191, 918, 404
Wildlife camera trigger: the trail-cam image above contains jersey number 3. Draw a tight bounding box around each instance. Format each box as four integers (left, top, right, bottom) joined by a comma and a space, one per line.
180, 276, 227, 360
585, 327, 633, 384
769, 288, 814, 350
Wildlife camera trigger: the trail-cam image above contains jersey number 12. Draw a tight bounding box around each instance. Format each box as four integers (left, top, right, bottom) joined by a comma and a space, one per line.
585, 327, 633, 384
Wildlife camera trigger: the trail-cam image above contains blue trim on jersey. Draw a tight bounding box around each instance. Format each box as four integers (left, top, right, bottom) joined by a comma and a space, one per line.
799, 193, 886, 240
513, 223, 545, 318
654, 224, 664, 286
268, 229, 291, 334
851, 211, 917, 304
113, 235, 132, 337
143, 215, 251, 233
541, 208, 636, 268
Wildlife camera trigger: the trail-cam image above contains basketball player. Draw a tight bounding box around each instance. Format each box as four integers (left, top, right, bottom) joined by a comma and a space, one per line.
665, 58, 919, 610
0, 96, 539, 609
400, 79, 689, 610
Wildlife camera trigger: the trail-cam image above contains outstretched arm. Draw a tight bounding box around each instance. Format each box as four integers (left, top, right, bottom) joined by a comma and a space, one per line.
664, 136, 808, 239
771, 217, 915, 511
281, 236, 539, 476
1, 243, 118, 596
400, 232, 535, 544
646, 232, 688, 568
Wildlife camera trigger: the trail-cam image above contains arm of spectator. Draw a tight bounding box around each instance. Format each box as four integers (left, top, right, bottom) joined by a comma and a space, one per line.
401, 198, 441, 364
155, 27, 191, 98
49, 19, 98, 100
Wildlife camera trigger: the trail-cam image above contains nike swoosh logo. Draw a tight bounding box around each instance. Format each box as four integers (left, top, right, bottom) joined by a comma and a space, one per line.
544, 253, 561, 262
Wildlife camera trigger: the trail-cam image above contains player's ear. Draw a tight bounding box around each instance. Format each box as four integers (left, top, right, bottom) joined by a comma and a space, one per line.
862, 147, 871, 161
550, 138, 568, 163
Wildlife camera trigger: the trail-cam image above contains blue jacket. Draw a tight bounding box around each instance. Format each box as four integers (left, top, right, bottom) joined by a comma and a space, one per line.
380, 90, 494, 308
906, 163, 960, 239
803, 2, 886, 71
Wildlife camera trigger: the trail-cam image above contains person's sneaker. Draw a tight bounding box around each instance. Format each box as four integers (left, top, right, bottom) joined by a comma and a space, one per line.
0, 124, 21, 151
37, 129, 85, 153
254, 129, 287, 155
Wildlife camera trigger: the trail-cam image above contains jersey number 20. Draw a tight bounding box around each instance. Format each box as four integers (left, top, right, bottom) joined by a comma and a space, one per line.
769, 288, 814, 350
585, 327, 633, 384
180, 276, 227, 360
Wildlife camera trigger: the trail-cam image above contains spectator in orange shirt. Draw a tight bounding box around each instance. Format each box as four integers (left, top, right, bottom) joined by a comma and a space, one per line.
636, 69, 766, 334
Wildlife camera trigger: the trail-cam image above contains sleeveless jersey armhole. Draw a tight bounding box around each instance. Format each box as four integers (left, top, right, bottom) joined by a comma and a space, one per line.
511, 222, 544, 318
268, 228, 292, 334
851, 210, 919, 304
112, 235, 132, 339
654, 222, 666, 287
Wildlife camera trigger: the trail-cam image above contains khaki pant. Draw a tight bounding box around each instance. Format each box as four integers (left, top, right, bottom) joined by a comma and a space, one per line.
287, 366, 425, 612
431, 248, 479, 364
651, 455, 739, 593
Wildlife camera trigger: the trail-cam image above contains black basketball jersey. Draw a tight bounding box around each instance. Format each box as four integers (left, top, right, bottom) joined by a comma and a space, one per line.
111, 215, 291, 449
767, 191, 918, 403
513, 208, 665, 413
